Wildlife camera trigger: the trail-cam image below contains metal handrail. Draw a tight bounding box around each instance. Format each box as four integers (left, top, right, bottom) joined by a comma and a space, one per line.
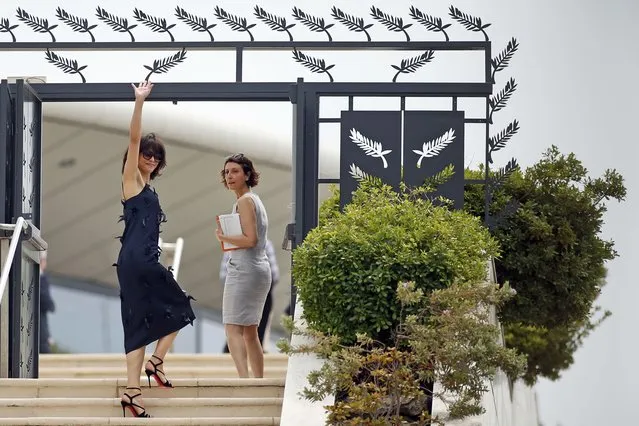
158, 236, 186, 354
0, 217, 26, 304
158, 237, 185, 280
172, 237, 184, 280
0, 217, 48, 306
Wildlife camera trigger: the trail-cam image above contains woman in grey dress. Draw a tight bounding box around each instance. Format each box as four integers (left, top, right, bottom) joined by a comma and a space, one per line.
216, 153, 272, 378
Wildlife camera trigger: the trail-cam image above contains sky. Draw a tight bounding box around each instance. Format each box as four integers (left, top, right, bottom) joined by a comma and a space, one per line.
1, 0, 638, 424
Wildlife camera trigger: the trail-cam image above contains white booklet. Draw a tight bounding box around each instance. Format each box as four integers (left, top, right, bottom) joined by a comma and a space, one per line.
216, 213, 242, 251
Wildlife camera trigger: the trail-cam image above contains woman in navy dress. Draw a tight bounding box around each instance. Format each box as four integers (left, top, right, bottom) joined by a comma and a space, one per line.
116, 81, 196, 417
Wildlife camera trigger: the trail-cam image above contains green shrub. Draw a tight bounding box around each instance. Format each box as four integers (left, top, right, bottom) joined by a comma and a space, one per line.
504, 308, 608, 384
464, 145, 626, 383
279, 280, 527, 425
318, 184, 340, 228
292, 181, 499, 344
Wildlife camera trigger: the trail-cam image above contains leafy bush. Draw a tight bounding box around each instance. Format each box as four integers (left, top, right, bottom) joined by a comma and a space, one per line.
503, 307, 608, 383
464, 145, 626, 383
279, 280, 526, 425
318, 184, 340, 228
292, 181, 499, 344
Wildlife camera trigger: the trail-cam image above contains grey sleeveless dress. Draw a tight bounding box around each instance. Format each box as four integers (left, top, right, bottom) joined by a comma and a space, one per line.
222, 192, 272, 326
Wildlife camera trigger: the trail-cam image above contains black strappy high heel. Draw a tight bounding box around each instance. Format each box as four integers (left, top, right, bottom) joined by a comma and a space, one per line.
120, 387, 151, 418
145, 354, 173, 388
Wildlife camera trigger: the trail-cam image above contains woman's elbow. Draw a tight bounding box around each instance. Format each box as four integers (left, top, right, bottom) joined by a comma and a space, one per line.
246, 236, 258, 248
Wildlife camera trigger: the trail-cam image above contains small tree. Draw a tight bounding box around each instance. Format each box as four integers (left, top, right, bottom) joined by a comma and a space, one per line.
464, 145, 626, 383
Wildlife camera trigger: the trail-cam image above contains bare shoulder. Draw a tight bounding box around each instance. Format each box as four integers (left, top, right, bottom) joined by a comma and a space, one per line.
237, 194, 256, 211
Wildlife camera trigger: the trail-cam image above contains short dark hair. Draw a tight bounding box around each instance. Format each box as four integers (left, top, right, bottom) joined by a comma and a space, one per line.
121, 133, 167, 180
220, 153, 260, 188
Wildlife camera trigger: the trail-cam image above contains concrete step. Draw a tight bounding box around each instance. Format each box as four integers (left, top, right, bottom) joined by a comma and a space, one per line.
0, 397, 283, 418
5, 354, 288, 424
38, 366, 288, 379
0, 417, 280, 425
0, 378, 285, 398
39, 354, 289, 369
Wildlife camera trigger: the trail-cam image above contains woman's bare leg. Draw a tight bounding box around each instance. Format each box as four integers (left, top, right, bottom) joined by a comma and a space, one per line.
225, 324, 249, 378
144, 331, 178, 381
243, 325, 264, 378
124, 346, 146, 413
153, 331, 178, 359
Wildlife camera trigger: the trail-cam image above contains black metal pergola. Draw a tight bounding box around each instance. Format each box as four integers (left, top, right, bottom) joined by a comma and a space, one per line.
0, 3, 520, 378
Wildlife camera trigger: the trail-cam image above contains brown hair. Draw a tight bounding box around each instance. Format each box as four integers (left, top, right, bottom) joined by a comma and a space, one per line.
220, 153, 260, 188
121, 133, 167, 180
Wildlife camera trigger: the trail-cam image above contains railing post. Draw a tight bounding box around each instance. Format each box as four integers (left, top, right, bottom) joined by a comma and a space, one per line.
0, 219, 46, 377
0, 238, 9, 378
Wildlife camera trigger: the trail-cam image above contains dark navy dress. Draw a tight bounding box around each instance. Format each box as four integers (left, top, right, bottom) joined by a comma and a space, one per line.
115, 184, 196, 354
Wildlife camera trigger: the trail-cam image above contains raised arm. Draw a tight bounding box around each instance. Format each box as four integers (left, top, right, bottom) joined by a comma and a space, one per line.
216, 196, 259, 249
122, 81, 153, 199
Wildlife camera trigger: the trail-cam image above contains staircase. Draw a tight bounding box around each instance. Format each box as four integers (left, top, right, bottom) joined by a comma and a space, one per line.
0, 353, 288, 425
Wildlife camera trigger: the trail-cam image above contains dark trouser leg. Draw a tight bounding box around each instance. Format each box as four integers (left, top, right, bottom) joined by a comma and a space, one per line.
40, 313, 51, 354
257, 288, 273, 346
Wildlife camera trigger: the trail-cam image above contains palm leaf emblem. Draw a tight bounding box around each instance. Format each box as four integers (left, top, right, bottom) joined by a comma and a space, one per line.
349, 163, 382, 185
349, 128, 392, 169
413, 128, 455, 168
